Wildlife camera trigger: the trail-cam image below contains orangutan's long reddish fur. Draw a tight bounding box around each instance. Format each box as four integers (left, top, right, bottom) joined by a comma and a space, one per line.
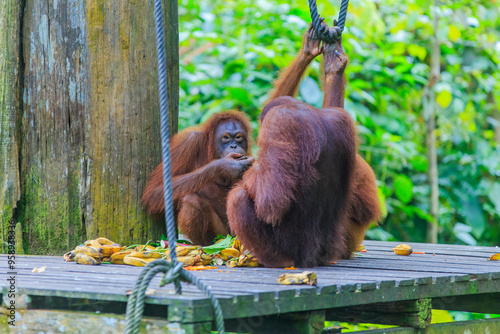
141, 111, 253, 245
227, 40, 382, 268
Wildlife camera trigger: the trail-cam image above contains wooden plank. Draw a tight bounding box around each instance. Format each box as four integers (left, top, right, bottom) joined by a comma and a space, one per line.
363, 248, 499, 259
326, 299, 432, 328
363, 240, 499, 252
328, 258, 494, 275
349, 318, 500, 334
358, 253, 500, 267
432, 292, 500, 314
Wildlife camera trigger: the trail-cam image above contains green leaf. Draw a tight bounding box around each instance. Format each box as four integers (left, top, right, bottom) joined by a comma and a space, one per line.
227, 87, 252, 106
410, 156, 428, 172
203, 235, 234, 254
412, 207, 433, 222
436, 90, 452, 108
394, 174, 413, 204
407, 44, 427, 61
448, 25, 461, 42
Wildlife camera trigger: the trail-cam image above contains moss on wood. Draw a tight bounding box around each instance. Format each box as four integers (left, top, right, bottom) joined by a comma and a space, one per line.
0, 0, 22, 253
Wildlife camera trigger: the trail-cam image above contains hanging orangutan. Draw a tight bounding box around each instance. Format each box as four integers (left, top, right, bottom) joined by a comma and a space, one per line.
227, 25, 382, 267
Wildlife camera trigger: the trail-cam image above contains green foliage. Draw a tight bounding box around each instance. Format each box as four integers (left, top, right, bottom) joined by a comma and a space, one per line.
203, 235, 235, 254
178, 0, 500, 246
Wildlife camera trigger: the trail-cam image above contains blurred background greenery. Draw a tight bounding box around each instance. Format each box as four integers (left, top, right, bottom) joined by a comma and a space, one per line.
177, 0, 500, 247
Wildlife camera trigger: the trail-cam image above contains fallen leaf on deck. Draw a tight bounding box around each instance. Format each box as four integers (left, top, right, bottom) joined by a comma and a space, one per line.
32, 266, 47, 273
489, 253, 500, 261
184, 265, 218, 271
278, 271, 317, 286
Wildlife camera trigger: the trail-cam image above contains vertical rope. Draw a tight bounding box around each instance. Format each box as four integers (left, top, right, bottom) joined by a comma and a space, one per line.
153, 0, 179, 271
125, 1, 225, 333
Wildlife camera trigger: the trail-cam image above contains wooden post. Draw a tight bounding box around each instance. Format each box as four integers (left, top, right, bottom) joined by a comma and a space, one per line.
14, 0, 178, 254
0, 0, 22, 253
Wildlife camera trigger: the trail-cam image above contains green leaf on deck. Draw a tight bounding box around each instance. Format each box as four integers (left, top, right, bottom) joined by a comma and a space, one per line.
203, 235, 234, 254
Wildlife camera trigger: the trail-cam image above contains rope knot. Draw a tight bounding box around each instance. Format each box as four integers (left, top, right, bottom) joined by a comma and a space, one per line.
159, 262, 184, 287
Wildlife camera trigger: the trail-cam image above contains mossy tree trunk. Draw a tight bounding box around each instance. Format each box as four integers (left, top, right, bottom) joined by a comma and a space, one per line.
1, 0, 178, 254
0, 0, 23, 253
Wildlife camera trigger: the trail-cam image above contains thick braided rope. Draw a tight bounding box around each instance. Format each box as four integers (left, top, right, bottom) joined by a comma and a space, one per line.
124, 0, 225, 333
308, 0, 349, 42
154, 0, 178, 266
125, 261, 177, 333
125, 261, 225, 334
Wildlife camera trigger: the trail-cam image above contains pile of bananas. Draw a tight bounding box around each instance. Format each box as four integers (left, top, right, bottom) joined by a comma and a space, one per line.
64, 237, 123, 265
212, 238, 260, 268
63, 236, 261, 268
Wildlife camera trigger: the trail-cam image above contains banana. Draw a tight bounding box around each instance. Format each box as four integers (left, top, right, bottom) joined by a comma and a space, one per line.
75, 245, 102, 259
392, 244, 413, 256
177, 256, 196, 267
63, 250, 76, 262
238, 254, 260, 267
226, 259, 239, 268
99, 245, 122, 257
75, 252, 102, 265
219, 248, 240, 261
164, 245, 200, 258
200, 254, 214, 265
96, 237, 116, 245
110, 249, 133, 264
187, 250, 203, 258
102, 257, 111, 262
232, 238, 242, 252
278, 271, 317, 286
135, 245, 156, 252
128, 251, 163, 259
123, 256, 156, 267
84, 239, 102, 248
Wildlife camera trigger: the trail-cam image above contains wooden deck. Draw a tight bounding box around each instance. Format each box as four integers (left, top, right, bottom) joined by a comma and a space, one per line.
2, 240, 500, 333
